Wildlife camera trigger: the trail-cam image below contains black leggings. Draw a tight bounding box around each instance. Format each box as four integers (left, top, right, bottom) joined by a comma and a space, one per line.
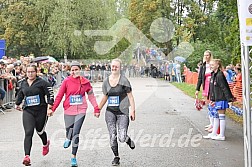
64, 114, 85, 155
105, 110, 130, 156
23, 109, 48, 155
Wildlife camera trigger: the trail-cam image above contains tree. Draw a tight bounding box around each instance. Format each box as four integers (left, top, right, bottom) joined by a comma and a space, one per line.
186, 41, 229, 72
0, 0, 242, 65
215, 0, 240, 63
0, 2, 41, 57
48, 0, 117, 59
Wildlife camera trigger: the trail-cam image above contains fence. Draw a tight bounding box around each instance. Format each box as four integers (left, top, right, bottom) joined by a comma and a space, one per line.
0, 70, 110, 114
0, 79, 15, 114
53, 70, 111, 88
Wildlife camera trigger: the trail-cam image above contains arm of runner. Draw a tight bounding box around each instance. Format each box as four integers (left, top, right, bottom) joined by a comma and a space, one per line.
127, 91, 136, 121
99, 78, 109, 110
51, 80, 66, 112
43, 81, 54, 106
47, 108, 53, 117
98, 95, 108, 110
86, 82, 100, 117
15, 84, 24, 107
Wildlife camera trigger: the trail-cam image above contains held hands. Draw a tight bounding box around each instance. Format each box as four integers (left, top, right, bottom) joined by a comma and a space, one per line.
47, 105, 53, 117
94, 113, 100, 118
94, 106, 100, 118
47, 109, 53, 117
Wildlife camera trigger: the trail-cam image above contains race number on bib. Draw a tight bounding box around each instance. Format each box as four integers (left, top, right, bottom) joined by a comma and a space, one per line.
108, 96, 120, 106
26, 95, 40, 106
70, 95, 83, 105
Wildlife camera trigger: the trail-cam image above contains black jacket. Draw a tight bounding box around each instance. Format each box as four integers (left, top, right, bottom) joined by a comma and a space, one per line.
208, 70, 234, 102
16, 77, 54, 111
196, 62, 206, 91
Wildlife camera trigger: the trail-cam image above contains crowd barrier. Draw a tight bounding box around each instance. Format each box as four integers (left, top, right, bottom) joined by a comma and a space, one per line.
0, 70, 111, 114
53, 70, 111, 88
0, 79, 15, 114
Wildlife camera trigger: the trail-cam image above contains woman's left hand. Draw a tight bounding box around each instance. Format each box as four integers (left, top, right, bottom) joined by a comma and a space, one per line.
94, 113, 100, 118
228, 102, 233, 107
47, 109, 53, 117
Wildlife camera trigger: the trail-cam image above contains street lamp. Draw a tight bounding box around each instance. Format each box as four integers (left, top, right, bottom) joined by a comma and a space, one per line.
137, 43, 140, 64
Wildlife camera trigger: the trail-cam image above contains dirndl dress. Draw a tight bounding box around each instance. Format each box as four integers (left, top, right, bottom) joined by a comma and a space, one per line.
208, 101, 229, 118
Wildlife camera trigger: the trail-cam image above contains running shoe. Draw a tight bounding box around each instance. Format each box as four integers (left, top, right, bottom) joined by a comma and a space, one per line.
63, 139, 71, 148
42, 140, 50, 156
112, 157, 120, 166
22, 155, 31, 166
126, 137, 135, 150
71, 158, 78, 167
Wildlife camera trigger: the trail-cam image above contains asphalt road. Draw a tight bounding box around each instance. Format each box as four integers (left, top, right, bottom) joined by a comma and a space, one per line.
0, 77, 244, 167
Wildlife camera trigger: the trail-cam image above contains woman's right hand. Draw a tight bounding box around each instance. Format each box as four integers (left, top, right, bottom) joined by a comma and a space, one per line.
209, 101, 215, 106
195, 91, 199, 96
15, 105, 22, 111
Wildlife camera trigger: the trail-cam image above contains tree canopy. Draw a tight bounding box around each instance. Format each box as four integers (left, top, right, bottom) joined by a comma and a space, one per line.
0, 0, 241, 67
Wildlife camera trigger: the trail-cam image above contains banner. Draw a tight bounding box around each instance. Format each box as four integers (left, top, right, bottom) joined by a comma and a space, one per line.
0, 40, 5, 59
237, 0, 252, 46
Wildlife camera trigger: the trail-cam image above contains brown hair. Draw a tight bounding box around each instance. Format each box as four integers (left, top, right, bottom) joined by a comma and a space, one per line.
26, 64, 37, 73
235, 63, 241, 72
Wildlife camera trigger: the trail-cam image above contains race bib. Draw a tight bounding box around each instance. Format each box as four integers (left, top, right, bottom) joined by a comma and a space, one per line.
70, 95, 83, 105
108, 96, 120, 106
26, 95, 40, 106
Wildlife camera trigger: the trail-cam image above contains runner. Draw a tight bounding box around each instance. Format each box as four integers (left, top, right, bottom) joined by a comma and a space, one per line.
15, 65, 54, 166
52, 61, 100, 167
99, 58, 136, 166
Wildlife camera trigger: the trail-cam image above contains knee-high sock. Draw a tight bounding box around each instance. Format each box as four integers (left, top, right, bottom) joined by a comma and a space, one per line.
209, 115, 214, 126
219, 114, 226, 137
212, 118, 219, 136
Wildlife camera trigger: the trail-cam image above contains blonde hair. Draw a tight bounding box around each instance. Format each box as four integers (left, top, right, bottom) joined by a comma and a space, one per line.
112, 58, 122, 68
203, 50, 213, 63
211, 59, 223, 70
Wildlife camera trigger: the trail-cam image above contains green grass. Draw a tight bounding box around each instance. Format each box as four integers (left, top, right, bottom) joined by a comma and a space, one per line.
171, 82, 243, 125
171, 82, 202, 99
